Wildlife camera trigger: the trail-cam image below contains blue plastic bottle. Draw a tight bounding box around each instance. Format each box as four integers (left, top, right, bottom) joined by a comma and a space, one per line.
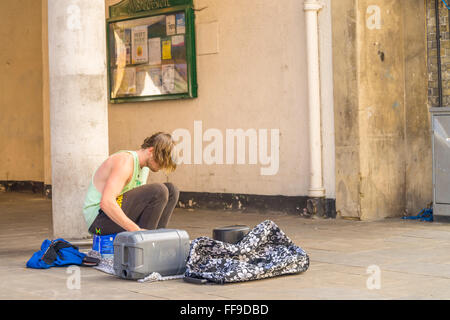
92, 234, 117, 259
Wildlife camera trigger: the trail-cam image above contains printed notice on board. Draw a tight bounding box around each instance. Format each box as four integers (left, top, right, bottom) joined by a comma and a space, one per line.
148, 38, 162, 65
162, 39, 172, 60
176, 13, 185, 34
166, 15, 176, 36
172, 35, 184, 47
162, 64, 175, 93
149, 67, 163, 91
171, 35, 186, 60
174, 63, 188, 93
132, 26, 148, 64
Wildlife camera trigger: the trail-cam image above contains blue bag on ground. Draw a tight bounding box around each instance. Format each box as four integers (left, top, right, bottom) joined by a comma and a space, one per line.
26, 239, 86, 269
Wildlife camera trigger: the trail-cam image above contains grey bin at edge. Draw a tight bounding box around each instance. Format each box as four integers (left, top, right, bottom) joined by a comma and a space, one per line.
430, 107, 450, 222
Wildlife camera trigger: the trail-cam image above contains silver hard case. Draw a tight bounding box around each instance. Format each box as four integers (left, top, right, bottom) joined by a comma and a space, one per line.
113, 229, 190, 280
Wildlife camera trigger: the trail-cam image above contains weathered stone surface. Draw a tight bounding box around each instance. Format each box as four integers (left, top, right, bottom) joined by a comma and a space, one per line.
332, 0, 431, 220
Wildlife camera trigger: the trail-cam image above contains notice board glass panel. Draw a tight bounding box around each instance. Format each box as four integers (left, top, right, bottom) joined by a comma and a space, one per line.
107, 0, 197, 103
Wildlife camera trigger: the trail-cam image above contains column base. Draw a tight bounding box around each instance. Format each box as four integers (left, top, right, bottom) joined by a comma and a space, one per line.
308, 187, 326, 198
307, 197, 331, 218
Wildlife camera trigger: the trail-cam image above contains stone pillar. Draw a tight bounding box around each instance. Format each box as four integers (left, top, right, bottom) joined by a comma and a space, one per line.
48, 0, 109, 238
332, 0, 361, 219
332, 0, 430, 220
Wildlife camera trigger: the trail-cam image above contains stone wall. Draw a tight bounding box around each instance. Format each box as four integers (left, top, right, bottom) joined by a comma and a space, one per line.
0, 1, 45, 182
105, 0, 337, 200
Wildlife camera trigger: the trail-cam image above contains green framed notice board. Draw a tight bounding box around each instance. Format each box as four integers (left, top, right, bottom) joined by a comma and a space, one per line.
107, 0, 197, 103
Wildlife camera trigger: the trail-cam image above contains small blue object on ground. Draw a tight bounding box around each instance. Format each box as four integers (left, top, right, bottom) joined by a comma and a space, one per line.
402, 208, 433, 222
92, 234, 117, 258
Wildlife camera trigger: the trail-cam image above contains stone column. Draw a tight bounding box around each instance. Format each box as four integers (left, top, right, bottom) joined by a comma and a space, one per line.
331, 0, 430, 220
48, 0, 109, 238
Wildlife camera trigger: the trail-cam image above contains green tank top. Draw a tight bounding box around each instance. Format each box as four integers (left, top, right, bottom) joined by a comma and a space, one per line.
82, 150, 143, 230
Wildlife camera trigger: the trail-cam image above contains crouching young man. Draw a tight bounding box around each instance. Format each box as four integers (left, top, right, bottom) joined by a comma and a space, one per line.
83, 132, 179, 235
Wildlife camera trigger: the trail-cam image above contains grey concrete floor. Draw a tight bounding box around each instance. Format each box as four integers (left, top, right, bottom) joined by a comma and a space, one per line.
1, 192, 450, 300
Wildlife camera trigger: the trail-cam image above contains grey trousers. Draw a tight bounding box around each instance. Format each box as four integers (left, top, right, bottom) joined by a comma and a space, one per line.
89, 182, 180, 235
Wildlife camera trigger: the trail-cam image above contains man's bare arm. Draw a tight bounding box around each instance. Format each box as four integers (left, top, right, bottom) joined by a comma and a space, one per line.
99, 154, 141, 232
